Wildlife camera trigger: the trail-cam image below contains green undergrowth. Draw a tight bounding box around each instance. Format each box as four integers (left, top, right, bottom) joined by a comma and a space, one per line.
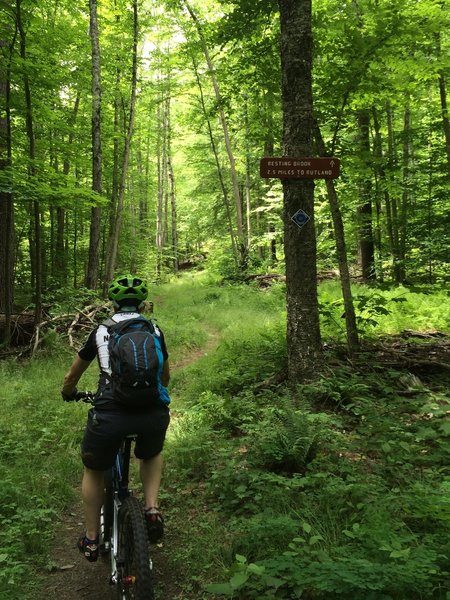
0, 345, 98, 598
319, 281, 450, 341
158, 275, 450, 599
1, 273, 449, 599
166, 367, 450, 599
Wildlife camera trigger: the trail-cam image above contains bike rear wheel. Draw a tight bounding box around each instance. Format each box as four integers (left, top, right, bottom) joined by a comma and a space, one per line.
117, 496, 154, 600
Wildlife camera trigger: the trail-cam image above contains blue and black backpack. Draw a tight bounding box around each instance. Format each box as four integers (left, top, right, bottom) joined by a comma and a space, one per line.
103, 317, 170, 409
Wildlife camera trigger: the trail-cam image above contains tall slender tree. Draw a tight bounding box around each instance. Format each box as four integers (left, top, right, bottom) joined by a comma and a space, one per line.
0, 6, 16, 342
314, 123, 359, 354
356, 109, 376, 281
183, 0, 246, 266
86, 0, 103, 289
104, 0, 139, 285
16, 0, 42, 323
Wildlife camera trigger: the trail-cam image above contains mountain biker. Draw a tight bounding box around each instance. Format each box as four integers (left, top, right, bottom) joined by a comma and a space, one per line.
61, 274, 170, 562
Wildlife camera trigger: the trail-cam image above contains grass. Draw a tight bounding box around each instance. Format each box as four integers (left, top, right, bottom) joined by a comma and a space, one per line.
0, 346, 89, 597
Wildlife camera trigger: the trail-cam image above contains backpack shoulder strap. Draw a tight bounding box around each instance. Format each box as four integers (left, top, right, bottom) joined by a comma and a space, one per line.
102, 317, 116, 330
103, 316, 155, 334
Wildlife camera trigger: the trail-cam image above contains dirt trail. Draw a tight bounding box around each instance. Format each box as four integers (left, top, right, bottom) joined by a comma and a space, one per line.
39, 329, 220, 600
39, 496, 185, 600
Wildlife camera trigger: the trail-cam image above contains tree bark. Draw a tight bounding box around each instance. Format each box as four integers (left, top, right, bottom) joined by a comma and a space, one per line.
314, 123, 359, 354
399, 105, 411, 282
0, 19, 16, 340
386, 103, 402, 282
435, 33, 450, 181
55, 91, 81, 284
190, 51, 238, 261
86, 0, 103, 290
356, 109, 375, 281
165, 96, 178, 273
438, 72, 450, 182
156, 98, 164, 279
278, 0, 322, 387
16, 0, 42, 323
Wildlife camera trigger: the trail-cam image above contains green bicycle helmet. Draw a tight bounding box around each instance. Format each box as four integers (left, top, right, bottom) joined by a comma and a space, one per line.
108, 274, 148, 307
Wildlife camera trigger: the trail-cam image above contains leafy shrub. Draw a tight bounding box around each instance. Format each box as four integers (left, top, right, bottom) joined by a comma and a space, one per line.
243, 402, 327, 475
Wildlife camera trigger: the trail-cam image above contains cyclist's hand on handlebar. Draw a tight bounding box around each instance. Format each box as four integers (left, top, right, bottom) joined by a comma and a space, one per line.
75, 390, 95, 402
61, 387, 78, 402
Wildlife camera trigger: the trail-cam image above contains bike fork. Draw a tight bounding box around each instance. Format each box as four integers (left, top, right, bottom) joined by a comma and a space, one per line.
109, 492, 122, 587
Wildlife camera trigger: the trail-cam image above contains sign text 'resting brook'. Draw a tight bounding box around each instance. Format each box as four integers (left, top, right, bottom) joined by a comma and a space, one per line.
260, 157, 340, 180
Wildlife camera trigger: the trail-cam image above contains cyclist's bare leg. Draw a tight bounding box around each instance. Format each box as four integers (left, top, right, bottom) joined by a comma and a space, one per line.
140, 453, 163, 508
82, 467, 105, 539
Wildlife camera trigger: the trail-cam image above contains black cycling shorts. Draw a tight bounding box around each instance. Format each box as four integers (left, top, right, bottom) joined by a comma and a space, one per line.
81, 407, 170, 471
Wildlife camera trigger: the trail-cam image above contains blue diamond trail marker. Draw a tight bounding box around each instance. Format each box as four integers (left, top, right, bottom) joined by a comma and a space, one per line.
291, 209, 311, 229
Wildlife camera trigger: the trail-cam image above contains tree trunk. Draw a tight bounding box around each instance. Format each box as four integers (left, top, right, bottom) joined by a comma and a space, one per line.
104, 0, 138, 285
371, 107, 384, 281
356, 109, 375, 281
165, 97, 178, 273
56, 91, 81, 284
86, 0, 103, 290
436, 33, 450, 181
386, 103, 402, 282
16, 0, 42, 323
438, 72, 450, 181
190, 51, 238, 261
399, 105, 411, 282
0, 25, 15, 341
156, 98, 164, 279
244, 97, 252, 257
279, 0, 322, 387
314, 123, 359, 354
102, 19, 121, 296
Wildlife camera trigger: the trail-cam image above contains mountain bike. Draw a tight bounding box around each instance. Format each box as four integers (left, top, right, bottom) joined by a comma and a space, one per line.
72, 392, 155, 600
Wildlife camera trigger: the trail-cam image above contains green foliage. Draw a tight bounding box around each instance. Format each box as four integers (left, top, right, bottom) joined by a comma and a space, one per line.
1, 276, 449, 599
319, 282, 450, 341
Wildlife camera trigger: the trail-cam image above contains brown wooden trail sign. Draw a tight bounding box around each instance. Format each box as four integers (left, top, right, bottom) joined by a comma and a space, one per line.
260, 157, 340, 179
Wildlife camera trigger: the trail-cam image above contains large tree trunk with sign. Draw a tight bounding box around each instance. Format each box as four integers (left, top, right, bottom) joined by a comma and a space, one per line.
279, 0, 322, 387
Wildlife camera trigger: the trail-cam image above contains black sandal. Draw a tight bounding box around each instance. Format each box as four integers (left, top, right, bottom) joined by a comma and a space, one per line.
144, 507, 164, 543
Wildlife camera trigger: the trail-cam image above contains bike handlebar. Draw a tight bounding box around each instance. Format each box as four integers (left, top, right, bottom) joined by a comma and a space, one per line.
62, 390, 95, 403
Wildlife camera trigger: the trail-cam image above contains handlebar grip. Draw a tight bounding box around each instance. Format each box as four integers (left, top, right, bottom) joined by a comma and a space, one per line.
75, 391, 95, 403
61, 390, 94, 403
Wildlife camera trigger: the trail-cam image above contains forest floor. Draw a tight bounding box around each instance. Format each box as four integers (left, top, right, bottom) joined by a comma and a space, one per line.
35, 328, 449, 600
38, 328, 220, 600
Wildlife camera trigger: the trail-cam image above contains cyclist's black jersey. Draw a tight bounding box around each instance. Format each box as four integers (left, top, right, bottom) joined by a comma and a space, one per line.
78, 311, 169, 410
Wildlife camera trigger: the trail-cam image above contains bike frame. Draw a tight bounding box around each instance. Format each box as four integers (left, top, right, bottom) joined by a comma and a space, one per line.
70, 393, 154, 598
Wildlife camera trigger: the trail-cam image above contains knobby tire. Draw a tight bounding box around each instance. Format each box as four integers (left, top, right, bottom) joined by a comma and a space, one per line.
117, 495, 154, 600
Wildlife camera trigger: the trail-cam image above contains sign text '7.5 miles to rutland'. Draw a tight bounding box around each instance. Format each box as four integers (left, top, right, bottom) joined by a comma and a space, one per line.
260, 157, 340, 180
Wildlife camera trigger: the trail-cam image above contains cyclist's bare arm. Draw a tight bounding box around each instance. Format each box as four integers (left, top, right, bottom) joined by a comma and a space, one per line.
62, 355, 92, 396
